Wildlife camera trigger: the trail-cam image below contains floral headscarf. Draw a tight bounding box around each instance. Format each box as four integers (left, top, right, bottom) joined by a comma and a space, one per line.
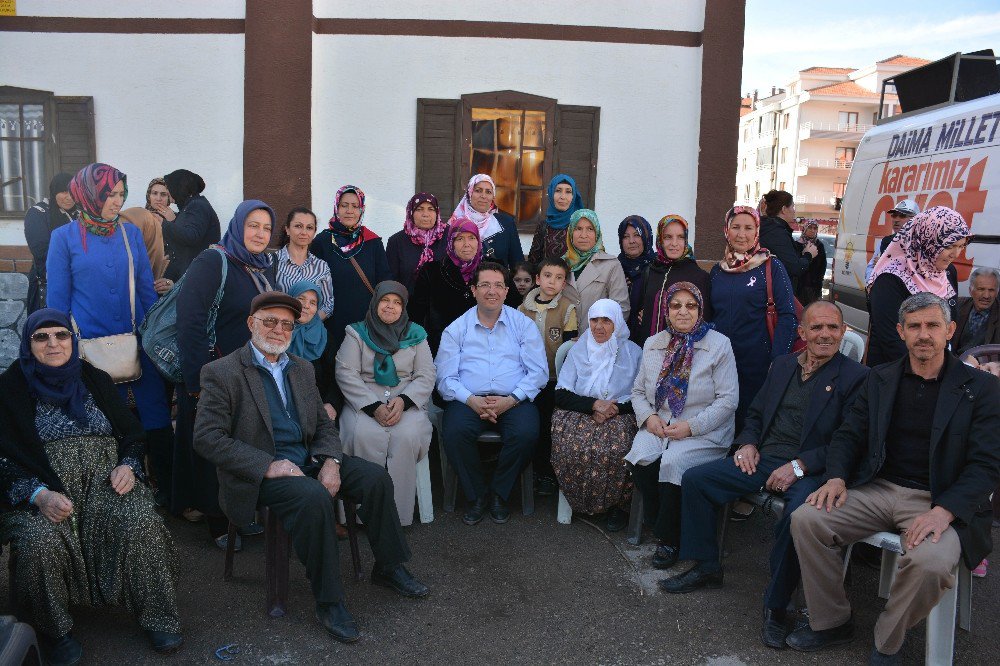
145, 177, 168, 213
403, 192, 446, 275
545, 173, 585, 231
327, 185, 377, 257
617, 215, 655, 287
448, 174, 502, 240
564, 209, 604, 274
719, 205, 770, 273
655, 214, 695, 265
445, 217, 483, 284
866, 206, 970, 298
69, 163, 127, 250
653, 282, 713, 416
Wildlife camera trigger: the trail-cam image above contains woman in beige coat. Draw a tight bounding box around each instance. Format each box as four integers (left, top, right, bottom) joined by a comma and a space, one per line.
336, 281, 435, 526
562, 209, 630, 331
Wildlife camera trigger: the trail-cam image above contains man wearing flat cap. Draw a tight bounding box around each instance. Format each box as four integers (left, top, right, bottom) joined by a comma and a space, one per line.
194, 291, 428, 643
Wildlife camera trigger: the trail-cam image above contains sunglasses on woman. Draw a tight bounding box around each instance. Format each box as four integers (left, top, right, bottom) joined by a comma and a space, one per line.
30, 330, 73, 343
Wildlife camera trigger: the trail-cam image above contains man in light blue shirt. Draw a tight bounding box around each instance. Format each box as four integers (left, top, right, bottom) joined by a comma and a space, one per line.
435, 262, 548, 525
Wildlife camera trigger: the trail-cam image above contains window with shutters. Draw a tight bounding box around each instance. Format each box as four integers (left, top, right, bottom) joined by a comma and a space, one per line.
0, 87, 95, 218
415, 91, 599, 233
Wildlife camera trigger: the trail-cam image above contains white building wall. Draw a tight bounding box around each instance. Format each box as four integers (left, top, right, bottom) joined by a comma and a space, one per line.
0, 32, 245, 244
311, 34, 704, 254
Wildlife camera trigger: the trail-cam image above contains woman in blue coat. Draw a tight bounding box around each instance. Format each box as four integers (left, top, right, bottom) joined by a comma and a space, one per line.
46, 163, 173, 492
447, 174, 524, 267
710, 205, 797, 430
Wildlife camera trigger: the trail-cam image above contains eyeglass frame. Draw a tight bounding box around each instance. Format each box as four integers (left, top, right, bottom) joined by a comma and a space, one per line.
252, 315, 296, 332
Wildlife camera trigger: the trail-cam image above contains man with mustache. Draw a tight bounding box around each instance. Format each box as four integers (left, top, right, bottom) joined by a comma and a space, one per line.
787, 292, 1000, 665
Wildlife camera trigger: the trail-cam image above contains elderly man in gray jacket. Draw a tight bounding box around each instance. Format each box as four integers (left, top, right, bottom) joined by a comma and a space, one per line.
194, 291, 428, 644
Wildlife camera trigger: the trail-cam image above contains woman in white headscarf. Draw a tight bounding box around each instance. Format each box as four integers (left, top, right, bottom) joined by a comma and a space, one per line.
550, 299, 643, 531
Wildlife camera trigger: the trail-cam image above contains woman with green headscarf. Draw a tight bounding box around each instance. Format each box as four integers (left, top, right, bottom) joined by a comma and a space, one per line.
563, 209, 630, 332
335, 281, 436, 526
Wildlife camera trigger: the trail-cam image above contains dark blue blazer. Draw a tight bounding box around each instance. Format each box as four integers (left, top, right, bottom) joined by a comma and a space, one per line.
735, 351, 869, 476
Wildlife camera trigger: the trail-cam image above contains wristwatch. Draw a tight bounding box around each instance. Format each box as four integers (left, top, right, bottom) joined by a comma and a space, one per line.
791, 459, 805, 479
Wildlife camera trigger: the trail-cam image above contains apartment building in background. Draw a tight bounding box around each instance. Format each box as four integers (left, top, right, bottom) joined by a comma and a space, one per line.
735, 55, 930, 228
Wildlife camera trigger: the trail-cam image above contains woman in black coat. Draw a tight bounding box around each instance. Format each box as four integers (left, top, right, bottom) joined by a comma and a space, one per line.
386, 192, 448, 294
757, 189, 816, 293
161, 169, 221, 282
447, 174, 523, 267
311, 185, 391, 357
22, 172, 74, 312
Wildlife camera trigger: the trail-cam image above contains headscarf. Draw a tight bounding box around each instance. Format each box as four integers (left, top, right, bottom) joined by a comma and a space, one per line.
545, 173, 585, 231
47, 172, 74, 230
556, 299, 640, 402
349, 281, 428, 387
448, 174, 502, 240
163, 169, 205, 209
19, 308, 88, 424
719, 205, 771, 273
328, 185, 377, 257
69, 163, 127, 249
217, 199, 275, 273
286, 280, 328, 361
653, 282, 713, 415
445, 217, 483, 284
145, 177, 168, 213
403, 192, 446, 274
655, 214, 695, 266
563, 209, 604, 274
866, 206, 970, 298
617, 215, 655, 286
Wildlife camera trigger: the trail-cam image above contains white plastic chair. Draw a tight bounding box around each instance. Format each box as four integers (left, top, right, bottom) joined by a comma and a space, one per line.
415, 454, 433, 524
839, 329, 865, 362
553, 340, 576, 525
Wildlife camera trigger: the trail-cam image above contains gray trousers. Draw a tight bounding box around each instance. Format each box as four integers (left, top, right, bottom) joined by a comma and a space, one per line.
790, 478, 960, 654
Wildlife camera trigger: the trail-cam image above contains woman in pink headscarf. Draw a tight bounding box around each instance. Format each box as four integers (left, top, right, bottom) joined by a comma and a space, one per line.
386, 192, 448, 294
866, 205, 970, 367
448, 174, 524, 268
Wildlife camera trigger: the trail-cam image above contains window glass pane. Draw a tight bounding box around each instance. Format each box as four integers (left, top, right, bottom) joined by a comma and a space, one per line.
0, 104, 21, 137
521, 149, 545, 187
24, 139, 46, 206
523, 111, 545, 148
494, 185, 516, 216
519, 189, 543, 221
1, 137, 24, 211
23, 104, 45, 138
469, 106, 547, 224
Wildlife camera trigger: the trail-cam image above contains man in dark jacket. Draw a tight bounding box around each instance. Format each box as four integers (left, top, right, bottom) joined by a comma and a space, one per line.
659, 302, 868, 649
953, 267, 1000, 355
787, 293, 1000, 664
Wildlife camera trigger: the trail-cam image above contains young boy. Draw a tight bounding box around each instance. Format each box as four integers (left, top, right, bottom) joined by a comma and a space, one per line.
518, 257, 578, 496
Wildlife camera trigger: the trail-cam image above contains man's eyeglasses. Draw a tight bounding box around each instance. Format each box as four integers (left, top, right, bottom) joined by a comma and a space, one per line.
475, 282, 508, 291
30, 330, 73, 343
668, 302, 700, 312
253, 316, 295, 332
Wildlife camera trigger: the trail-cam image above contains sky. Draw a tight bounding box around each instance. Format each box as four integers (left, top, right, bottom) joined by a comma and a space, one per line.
741, 0, 1000, 95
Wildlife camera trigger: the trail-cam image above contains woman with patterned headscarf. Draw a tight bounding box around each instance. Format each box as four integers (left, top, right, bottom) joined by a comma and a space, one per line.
448, 174, 524, 267
45, 163, 175, 512
311, 185, 391, 357
709, 205, 797, 429
562, 209, 630, 332
161, 169, 220, 282
629, 214, 713, 347
386, 192, 448, 294
408, 218, 483, 354
626, 282, 737, 571
866, 206, 970, 367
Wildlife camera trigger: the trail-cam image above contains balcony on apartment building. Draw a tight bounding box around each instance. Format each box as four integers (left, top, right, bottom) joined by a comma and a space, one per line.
799, 121, 870, 141
793, 193, 840, 210
796, 157, 853, 176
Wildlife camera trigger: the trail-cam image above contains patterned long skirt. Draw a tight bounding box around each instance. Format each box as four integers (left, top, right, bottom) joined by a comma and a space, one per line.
550, 409, 637, 515
0, 436, 180, 638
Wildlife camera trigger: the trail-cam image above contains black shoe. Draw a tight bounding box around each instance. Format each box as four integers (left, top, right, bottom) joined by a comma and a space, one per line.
606, 508, 628, 533
729, 504, 756, 522
760, 608, 789, 649
658, 564, 724, 593
868, 647, 901, 665
316, 601, 360, 643
652, 544, 679, 570
785, 619, 854, 652
372, 564, 430, 598
462, 495, 489, 525
490, 493, 510, 524
146, 630, 183, 654
536, 475, 558, 496
43, 633, 83, 666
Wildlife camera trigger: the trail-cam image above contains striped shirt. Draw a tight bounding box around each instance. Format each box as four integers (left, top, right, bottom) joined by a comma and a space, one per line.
275, 246, 335, 317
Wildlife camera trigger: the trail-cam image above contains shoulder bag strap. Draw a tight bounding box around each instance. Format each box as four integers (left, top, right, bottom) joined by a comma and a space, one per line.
764, 257, 774, 306
349, 256, 375, 295
120, 224, 137, 332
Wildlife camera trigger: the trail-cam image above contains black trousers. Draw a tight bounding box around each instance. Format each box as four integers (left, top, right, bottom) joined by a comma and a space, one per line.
630, 462, 682, 546
533, 381, 557, 478
257, 455, 411, 605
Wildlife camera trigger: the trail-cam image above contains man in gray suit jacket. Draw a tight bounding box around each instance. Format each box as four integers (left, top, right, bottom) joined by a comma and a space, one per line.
194, 292, 429, 644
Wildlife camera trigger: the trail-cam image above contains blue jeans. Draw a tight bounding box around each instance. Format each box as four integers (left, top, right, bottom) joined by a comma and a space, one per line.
679, 454, 820, 610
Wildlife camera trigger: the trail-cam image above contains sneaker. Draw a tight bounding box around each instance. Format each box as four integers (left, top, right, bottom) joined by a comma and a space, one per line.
972, 559, 988, 578
214, 533, 242, 552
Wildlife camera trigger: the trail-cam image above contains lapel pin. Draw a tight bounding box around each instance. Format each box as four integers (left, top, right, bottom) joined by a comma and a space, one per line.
825, 385, 832, 392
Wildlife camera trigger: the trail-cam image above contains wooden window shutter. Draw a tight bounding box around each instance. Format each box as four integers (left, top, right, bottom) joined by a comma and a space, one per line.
52, 96, 96, 176
415, 99, 462, 216
553, 105, 600, 208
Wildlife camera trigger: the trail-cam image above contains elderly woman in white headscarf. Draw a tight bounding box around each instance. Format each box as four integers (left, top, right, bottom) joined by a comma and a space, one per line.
551, 299, 643, 532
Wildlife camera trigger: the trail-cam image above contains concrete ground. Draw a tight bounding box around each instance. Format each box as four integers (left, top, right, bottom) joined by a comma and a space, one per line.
2, 467, 998, 665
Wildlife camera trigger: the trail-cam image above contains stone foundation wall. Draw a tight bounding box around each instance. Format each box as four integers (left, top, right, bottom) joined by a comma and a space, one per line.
0, 272, 29, 370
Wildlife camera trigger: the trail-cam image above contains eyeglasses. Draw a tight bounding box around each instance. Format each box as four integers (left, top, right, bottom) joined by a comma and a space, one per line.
475, 282, 508, 291
30, 330, 72, 343
253, 316, 295, 332
889, 212, 910, 218
668, 302, 700, 312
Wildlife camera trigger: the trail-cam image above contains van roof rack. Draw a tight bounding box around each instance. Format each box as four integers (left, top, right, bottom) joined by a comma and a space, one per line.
878, 49, 999, 125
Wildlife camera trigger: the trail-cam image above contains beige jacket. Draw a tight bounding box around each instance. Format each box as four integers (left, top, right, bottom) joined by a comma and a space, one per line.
564, 251, 630, 331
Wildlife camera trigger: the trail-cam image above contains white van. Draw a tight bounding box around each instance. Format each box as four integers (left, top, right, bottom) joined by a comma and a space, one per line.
831, 52, 1000, 335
